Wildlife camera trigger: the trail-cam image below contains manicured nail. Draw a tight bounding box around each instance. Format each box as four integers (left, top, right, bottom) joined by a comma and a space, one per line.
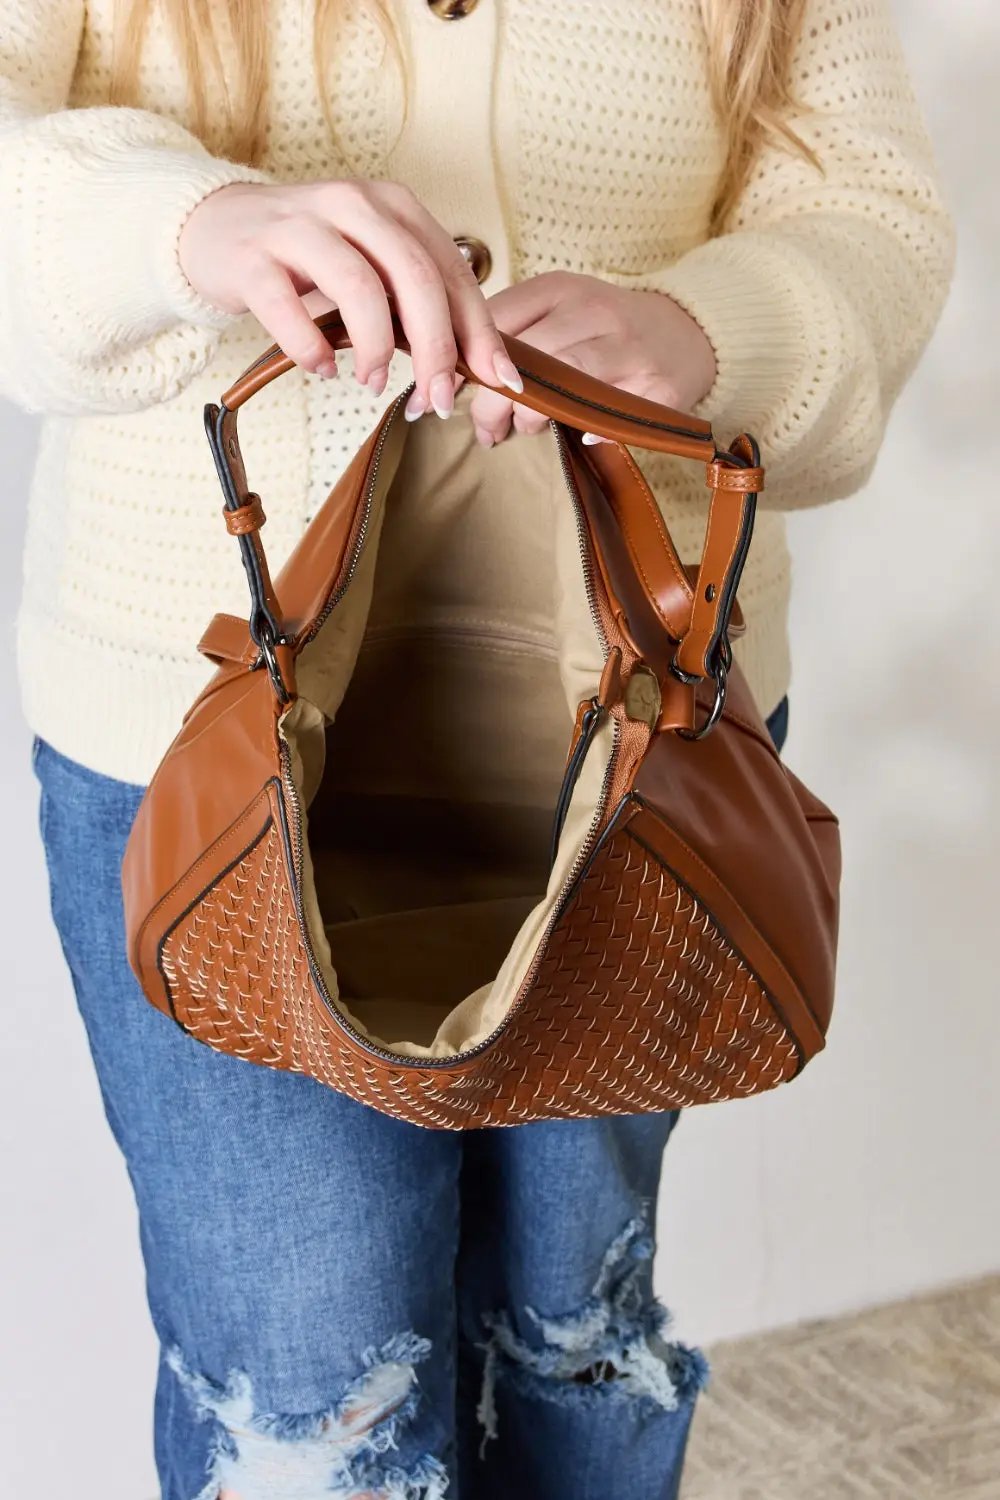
474, 425, 495, 449
429, 372, 455, 419
493, 351, 523, 394
582, 431, 609, 445
317, 357, 338, 379
404, 391, 427, 422
366, 365, 389, 397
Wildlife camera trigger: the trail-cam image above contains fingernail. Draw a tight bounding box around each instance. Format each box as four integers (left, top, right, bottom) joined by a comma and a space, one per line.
474, 425, 495, 449
493, 351, 523, 394
404, 391, 427, 422
317, 358, 338, 379
581, 431, 608, 446
429, 373, 454, 419
366, 365, 389, 397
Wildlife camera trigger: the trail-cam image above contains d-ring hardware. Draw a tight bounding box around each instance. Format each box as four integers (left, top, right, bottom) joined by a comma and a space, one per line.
672, 637, 731, 741
254, 617, 291, 706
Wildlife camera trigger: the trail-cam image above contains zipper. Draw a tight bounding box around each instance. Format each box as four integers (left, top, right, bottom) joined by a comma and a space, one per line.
277, 414, 621, 1068
549, 695, 605, 870
294, 387, 412, 652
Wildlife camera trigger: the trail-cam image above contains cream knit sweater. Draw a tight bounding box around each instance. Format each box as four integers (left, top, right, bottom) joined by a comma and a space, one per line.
0, 0, 954, 785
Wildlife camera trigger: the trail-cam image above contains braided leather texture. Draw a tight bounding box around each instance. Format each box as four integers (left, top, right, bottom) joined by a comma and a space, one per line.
159, 806, 801, 1128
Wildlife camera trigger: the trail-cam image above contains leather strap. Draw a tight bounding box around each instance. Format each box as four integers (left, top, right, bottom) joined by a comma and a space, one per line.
204, 401, 286, 646
705, 462, 764, 493
569, 432, 759, 684
675, 433, 760, 680
223, 496, 266, 535
222, 308, 716, 459
205, 309, 762, 673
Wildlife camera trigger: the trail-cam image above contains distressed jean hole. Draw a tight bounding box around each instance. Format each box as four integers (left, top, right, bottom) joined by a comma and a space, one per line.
572, 1358, 622, 1384
473, 1212, 708, 1458
167, 1332, 449, 1500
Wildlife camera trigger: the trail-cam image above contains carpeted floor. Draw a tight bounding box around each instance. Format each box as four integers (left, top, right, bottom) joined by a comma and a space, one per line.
682, 1275, 1000, 1499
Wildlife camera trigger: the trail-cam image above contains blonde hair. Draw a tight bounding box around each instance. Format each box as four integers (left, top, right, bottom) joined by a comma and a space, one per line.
110, 0, 815, 234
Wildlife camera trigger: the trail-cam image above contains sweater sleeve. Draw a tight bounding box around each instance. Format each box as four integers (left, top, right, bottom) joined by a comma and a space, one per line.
651, 0, 956, 508
0, 0, 274, 416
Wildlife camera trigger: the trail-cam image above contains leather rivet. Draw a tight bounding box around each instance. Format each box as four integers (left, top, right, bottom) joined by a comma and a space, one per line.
705, 583, 716, 602
453, 235, 492, 284
428, 0, 481, 17
227, 437, 238, 458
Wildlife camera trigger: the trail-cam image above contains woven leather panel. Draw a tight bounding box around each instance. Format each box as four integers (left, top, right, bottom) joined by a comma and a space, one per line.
160, 814, 800, 1128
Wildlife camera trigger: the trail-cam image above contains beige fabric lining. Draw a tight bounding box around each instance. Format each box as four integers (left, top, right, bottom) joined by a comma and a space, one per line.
278, 388, 612, 1059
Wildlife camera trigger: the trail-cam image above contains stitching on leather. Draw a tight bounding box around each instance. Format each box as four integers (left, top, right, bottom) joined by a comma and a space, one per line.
154, 815, 277, 1023
136, 788, 275, 967
681, 484, 720, 668
682, 487, 747, 674
624, 823, 810, 1059
626, 810, 821, 1039
624, 822, 808, 1068
525, 367, 710, 442
698, 495, 744, 664
612, 446, 691, 639
618, 445, 692, 599
227, 344, 712, 447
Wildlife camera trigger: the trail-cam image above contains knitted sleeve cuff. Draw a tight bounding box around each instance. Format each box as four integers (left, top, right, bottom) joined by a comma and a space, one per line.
126, 146, 275, 333
25, 110, 275, 338
647, 233, 817, 447
0, 106, 277, 410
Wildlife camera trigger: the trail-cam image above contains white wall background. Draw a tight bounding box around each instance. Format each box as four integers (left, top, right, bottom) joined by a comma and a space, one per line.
1, 4, 996, 1496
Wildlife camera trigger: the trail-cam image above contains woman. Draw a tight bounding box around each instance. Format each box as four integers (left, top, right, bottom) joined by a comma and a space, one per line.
1, 1, 953, 1497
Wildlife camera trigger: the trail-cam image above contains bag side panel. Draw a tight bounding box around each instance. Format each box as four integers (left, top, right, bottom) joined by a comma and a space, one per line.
122, 668, 286, 1008
632, 684, 841, 1038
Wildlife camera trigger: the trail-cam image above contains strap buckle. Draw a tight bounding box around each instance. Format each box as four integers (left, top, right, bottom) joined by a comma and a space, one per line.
254, 616, 292, 706
671, 636, 731, 741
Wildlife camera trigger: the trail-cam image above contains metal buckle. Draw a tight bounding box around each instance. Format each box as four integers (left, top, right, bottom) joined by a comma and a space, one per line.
254, 617, 291, 705
672, 637, 731, 741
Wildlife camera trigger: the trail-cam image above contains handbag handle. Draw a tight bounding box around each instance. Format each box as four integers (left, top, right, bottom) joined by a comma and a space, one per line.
205, 308, 762, 700
221, 308, 717, 458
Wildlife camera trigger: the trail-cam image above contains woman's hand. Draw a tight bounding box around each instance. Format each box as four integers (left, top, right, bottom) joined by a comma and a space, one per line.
178, 180, 522, 411
458, 272, 717, 446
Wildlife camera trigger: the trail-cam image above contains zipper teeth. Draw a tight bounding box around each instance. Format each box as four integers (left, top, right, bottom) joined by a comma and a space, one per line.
296, 387, 412, 651
277, 417, 621, 1070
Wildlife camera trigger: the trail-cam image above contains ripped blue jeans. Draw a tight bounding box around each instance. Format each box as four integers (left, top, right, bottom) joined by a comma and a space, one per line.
31, 696, 787, 1500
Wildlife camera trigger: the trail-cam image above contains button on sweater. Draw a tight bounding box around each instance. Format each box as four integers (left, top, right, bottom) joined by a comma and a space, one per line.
0, 0, 954, 784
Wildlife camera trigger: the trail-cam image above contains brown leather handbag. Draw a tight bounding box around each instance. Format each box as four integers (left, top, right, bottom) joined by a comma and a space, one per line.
121, 310, 840, 1129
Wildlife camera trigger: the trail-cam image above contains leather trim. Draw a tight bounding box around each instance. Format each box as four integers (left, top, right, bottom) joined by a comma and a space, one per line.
575, 436, 693, 642
205, 401, 283, 645
625, 797, 826, 1055
224, 496, 266, 535
678, 435, 759, 679
133, 785, 276, 1017
705, 463, 764, 492
221, 308, 716, 459
625, 819, 808, 1073
197, 612, 259, 666
545, 788, 808, 1068
157, 814, 274, 1022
